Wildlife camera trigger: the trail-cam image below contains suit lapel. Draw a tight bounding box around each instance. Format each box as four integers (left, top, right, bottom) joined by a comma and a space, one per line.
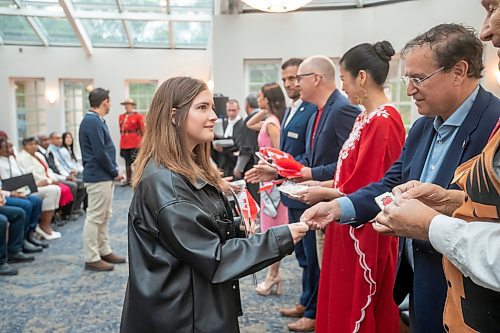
280, 107, 291, 150
433, 86, 488, 188
311, 90, 338, 162
409, 119, 435, 181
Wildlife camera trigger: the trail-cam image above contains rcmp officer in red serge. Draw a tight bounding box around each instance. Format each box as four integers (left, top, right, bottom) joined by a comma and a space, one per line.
118, 98, 145, 185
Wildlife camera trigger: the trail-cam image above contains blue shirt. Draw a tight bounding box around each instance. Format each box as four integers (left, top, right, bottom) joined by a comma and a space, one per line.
337, 85, 480, 224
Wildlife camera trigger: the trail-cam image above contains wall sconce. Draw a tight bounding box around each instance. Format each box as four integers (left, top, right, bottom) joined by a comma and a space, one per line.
207, 79, 214, 93
46, 90, 57, 104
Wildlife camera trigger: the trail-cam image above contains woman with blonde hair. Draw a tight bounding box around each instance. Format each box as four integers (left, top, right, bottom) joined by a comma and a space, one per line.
120, 77, 308, 333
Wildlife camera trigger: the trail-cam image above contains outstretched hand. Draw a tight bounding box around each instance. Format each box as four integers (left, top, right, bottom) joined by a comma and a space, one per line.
300, 200, 340, 230
288, 222, 310, 244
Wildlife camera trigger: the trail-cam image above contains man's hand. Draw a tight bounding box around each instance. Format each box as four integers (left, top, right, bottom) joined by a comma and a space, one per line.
233, 169, 242, 180
292, 167, 313, 183
11, 191, 26, 198
300, 200, 340, 229
244, 164, 278, 184
114, 174, 125, 181
213, 144, 223, 153
393, 181, 465, 216
373, 197, 440, 240
288, 222, 310, 245
295, 187, 333, 206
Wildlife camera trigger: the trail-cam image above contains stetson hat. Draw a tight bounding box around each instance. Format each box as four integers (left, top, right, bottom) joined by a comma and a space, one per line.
120, 98, 136, 106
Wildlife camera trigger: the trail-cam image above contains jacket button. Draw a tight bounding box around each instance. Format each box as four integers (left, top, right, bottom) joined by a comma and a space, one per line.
232, 285, 236, 289
227, 231, 230, 235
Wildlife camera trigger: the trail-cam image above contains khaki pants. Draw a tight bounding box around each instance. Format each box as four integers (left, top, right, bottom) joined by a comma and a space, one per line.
83, 181, 114, 263
316, 229, 325, 269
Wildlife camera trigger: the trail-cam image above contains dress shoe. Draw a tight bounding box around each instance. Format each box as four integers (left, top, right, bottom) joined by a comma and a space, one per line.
280, 304, 306, 318
23, 240, 43, 253
85, 260, 114, 272
101, 253, 126, 264
255, 274, 283, 296
0, 263, 18, 275
287, 317, 316, 332
28, 232, 49, 248
8, 251, 35, 263
36, 226, 61, 240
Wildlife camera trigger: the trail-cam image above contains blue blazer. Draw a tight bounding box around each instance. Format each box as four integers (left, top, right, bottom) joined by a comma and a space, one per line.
347, 86, 500, 333
303, 89, 359, 181
279, 101, 316, 210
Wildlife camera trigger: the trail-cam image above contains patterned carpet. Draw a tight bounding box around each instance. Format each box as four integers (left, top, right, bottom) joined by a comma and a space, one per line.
0, 185, 310, 333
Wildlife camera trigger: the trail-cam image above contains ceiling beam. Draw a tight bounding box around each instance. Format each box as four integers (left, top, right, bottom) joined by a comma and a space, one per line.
355, 0, 364, 7
12, 0, 48, 46
59, 0, 93, 56
0, 7, 211, 22
26, 16, 49, 46
116, 0, 134, 48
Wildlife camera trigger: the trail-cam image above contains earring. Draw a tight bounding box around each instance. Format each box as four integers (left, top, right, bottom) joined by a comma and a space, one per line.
355, 87, 368, 105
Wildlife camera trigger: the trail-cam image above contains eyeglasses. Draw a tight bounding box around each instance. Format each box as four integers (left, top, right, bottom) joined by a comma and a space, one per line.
401, 66, 445, 87
296, 72, 318, 83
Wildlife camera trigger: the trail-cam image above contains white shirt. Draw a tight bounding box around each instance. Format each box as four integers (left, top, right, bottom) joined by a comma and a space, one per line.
429, 215, 500, 291
0, 155, 25, 179
283, 99, 303, 128
224, 115, 242, 138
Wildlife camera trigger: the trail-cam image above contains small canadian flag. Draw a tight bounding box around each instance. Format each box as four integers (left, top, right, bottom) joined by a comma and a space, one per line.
238, 189, 259, 222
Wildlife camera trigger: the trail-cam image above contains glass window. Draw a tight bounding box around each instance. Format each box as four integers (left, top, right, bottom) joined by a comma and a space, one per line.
170, 0, 213, 14
71, 0, 118, 12
80, 19, 128, 46
128, 20, 169, 47
127, 81, 158, 114
15, 79, 46, 146
0, 15, 42, 44
244, 60, 282, 97
386, 57, 416, 132
35, 17, 80, 45
63, 80, 92, 155
122, 0, 165, 12
172, 21, 209, 49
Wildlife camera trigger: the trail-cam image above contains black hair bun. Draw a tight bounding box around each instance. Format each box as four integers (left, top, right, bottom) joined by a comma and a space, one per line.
373, 41, 395, 62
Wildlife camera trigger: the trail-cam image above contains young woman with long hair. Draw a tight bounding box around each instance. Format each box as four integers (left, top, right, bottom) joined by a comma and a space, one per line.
120, 77, 309, 333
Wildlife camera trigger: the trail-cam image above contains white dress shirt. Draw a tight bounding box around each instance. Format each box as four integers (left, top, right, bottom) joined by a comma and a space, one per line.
283, 99, 303, 128
224, 115, 242, 138
429, 215, 500, 291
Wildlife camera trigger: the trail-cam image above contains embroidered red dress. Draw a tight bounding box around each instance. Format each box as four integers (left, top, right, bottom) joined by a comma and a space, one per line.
316, 104, 406, 333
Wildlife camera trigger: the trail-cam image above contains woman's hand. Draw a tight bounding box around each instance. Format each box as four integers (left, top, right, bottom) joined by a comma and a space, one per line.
288, 222, 309, 245
11, 191, 26, 198
244, 164, 277, 184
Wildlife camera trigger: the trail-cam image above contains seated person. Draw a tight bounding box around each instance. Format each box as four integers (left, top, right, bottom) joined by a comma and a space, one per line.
15, 137, 64, 240
46, 132, 86, 218
0, 194, 34, 275
0, 138, 49, 249
61, 132, 83, 175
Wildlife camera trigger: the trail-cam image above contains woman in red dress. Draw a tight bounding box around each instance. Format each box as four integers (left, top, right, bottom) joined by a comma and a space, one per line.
296, 41, 406, 332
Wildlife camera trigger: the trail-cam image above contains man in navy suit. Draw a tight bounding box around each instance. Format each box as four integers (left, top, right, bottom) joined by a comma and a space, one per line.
301, 24, 500, 333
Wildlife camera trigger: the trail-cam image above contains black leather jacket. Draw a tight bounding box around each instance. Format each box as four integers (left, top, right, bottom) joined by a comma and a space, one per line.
120, 160, 294, 333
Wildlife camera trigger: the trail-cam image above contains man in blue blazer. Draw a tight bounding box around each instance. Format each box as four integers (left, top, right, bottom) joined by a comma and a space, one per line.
301, 24, 500, 333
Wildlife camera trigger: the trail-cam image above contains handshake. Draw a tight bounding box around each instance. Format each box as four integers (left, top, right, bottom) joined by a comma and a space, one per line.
298, 180, 466, 241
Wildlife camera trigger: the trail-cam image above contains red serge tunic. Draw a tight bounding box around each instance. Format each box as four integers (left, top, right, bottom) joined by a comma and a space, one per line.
316, 104, 406, 333
119, 112, 145, 150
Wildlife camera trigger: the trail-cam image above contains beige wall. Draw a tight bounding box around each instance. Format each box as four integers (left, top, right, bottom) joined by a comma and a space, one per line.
212, 0, 499, 104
